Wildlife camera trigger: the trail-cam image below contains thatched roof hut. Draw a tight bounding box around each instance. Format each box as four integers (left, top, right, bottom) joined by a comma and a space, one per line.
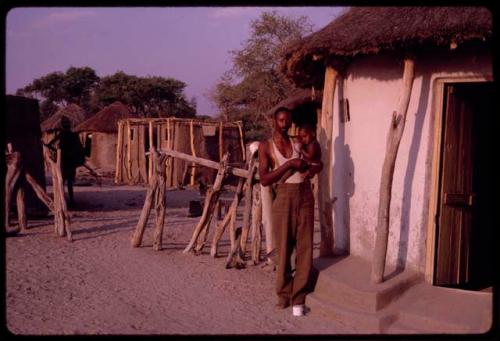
40, 104, 88, 132
276, 6, 494, 311
281, 7, 492, 87
75, 101, 134, 174
75, 101, 133, 133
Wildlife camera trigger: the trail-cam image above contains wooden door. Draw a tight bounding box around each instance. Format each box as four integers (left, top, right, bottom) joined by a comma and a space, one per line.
435, 82, 493, 288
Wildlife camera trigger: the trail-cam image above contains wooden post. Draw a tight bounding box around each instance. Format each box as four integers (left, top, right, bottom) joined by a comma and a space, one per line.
260, 184, 274, 263
219, 121, 224, 161
238, 158, 258, 257
148, 121, 154, 183
4, 150, 22, 234
237, 122, 246, 162
153, 153, 169, 251
15, 184, 27, 231
126, 121, 132, 183
371, 58, 415, 283
189, 120, 196, 186
115, 121, 124, 183
251, 183, 263, 264
210, 177, 245, 257
55, 148, 72, 241
318, 66, 338, 256
131, 170, 159, 247
183, 154, 228, 254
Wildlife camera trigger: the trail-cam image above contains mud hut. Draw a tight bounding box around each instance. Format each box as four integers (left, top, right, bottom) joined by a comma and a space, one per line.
6, 95, 47, 216
115, 117, 245, 186
75, 101, 134, 174
40, 104, 87, 137
280, 7, 493, 332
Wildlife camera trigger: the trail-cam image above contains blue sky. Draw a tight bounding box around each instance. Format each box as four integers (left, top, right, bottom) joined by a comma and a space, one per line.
6, 7, 345, 116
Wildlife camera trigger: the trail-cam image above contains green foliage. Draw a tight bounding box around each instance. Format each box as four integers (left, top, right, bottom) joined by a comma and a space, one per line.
92, 72, 196, 118
17, 67, 196, 121
17, 67, 99, 120
210, 11, 313, 142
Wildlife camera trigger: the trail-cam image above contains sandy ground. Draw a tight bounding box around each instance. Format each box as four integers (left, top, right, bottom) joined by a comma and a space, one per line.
5, 176, 359, 335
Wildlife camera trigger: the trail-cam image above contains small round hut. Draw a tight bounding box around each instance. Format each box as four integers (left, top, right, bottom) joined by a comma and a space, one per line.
40, 104, 88, 144
75, 101, 134, 174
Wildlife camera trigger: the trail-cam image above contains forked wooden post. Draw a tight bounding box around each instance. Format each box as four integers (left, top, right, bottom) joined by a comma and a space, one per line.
318, 66, 338, 256
371, 58, 415, 283
5, 149, 22, 234
183, 154, 229, 254
131, 150, 169, 249
250, 183, 263, 265
210, 177, 245, 258
238, 158, 258, 258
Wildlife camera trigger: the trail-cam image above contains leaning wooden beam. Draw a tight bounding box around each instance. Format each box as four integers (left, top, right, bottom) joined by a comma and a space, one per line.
210, 177, 245, 257
183, 154, 228, 254
159, 148, 249, 179
25, 172, 54, 213
238, 158, 258, 258
318, 66, 338, 257
237, 122, 246, 162
371, 58, 415, 284
131, 168, 159, 247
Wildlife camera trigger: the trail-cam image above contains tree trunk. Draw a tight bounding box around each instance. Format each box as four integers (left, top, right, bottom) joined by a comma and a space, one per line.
371, 58, 415, 283
318, 66, 338, 256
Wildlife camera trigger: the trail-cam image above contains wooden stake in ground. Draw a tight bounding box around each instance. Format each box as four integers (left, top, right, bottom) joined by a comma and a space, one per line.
238, 157, 258, 258
5, 150, 22, 234
318, 66, 338, 257
371, 58, 415, 283
210, 177, 245, 258
43, 146, 72, 241
250, 183, 263, 265
131, 150, 169, 249
183, 154, 229, 254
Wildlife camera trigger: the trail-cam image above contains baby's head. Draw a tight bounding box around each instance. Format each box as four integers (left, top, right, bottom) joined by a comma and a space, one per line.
298, 123, 316, 145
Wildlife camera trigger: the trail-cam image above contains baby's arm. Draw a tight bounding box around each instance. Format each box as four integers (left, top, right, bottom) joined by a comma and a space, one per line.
303, 141, 323, 178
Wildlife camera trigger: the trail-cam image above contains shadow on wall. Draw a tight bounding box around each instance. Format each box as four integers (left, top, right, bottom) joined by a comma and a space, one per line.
391, 73, 431, 276
332, 77, 356, 254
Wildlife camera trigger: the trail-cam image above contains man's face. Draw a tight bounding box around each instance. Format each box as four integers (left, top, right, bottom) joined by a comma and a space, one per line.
275, 111, 292, 134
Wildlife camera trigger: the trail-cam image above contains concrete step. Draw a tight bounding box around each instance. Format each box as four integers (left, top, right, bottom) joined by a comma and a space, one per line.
386, 322, 421, 334
395, 283, 493, 334
306, 292, 398, 333
312, 256, 423, 313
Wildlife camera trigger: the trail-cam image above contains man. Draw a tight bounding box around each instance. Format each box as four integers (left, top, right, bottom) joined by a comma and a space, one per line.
258, 107, 322, 317
46, 117, 85, 207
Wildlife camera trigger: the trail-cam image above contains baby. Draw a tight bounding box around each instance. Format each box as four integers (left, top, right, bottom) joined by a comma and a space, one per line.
280, 123, 322, 183
297, 123, 322, 178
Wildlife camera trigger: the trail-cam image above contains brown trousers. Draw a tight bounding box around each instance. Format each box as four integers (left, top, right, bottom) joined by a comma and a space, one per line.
271, 181, 314, 306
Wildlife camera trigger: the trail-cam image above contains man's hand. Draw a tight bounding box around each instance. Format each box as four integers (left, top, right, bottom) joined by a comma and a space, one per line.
287, 158, 308, 173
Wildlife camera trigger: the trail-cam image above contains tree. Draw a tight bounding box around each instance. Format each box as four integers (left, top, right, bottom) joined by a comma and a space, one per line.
210, 11, 313, 141
91, 72, 196, 118
17, 66, 100, 120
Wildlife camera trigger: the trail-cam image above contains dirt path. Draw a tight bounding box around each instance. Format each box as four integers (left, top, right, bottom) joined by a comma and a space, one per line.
6, 180, 357, 335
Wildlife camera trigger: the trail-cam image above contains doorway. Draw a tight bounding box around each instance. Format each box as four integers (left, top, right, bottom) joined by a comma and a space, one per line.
434, 81, 494, 290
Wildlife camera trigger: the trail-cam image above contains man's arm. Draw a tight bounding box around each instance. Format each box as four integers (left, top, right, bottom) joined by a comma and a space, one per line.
258, 141, 306, 187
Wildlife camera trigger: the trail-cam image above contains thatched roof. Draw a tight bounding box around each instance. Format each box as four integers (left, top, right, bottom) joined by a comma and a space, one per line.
265, 88, 322, 118
282, 7, 492, 87
40, 104, 87, 132
75, 101, 133, 133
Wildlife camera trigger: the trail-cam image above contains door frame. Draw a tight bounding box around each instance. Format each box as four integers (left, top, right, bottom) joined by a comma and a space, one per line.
424, 76, 492, 284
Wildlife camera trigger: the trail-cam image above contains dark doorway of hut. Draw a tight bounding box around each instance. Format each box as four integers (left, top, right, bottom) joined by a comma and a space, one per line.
434, 81, 494, 291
